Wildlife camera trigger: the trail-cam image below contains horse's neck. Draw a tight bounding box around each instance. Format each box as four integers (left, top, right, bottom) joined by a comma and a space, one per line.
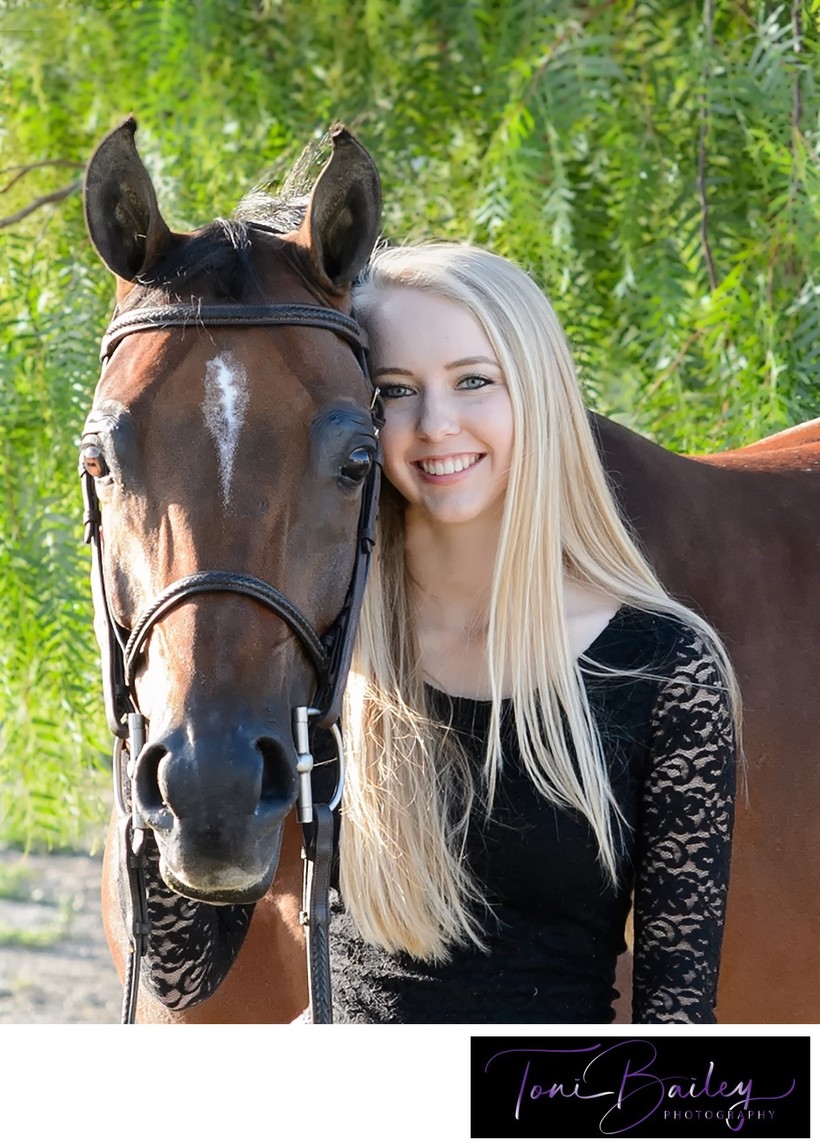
589, 411, 723, 595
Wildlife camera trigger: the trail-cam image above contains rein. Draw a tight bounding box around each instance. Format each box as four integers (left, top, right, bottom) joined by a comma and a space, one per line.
82, 300, 382, 1025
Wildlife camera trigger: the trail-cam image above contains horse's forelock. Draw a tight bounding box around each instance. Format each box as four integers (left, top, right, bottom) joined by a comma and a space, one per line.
118, 216, 263, 308
232, 190, 308, 234
118, 192, 314, 310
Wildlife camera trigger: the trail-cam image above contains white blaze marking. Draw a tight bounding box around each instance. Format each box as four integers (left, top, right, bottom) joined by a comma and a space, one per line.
202, 352, 250, 507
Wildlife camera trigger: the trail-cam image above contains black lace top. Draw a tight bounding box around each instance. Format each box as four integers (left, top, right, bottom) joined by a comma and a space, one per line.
328, 607, 736, 1024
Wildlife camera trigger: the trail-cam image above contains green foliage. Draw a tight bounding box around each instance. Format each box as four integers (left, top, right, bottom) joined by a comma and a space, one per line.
0, 0, 817, 846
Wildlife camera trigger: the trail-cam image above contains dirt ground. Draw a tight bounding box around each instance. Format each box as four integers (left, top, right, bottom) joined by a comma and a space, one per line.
0, 846, 121, 1024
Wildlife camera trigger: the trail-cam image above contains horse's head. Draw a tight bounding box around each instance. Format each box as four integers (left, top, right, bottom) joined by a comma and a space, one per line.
81, 118, 381, 903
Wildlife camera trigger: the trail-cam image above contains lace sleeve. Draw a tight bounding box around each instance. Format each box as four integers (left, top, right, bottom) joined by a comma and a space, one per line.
631, 628, 736, 1023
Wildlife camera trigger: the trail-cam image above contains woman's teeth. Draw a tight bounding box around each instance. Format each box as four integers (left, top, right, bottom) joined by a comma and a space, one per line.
416, 454, 481, 476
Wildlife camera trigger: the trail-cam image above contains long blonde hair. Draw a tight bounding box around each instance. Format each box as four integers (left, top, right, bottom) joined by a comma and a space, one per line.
341, 243, 738, 961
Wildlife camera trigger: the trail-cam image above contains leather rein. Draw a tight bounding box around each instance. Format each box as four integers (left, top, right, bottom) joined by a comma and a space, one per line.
81, 300, 382, 1025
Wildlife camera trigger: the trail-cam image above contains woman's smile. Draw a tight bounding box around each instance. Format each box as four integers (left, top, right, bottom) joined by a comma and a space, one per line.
413, 452, 486, 479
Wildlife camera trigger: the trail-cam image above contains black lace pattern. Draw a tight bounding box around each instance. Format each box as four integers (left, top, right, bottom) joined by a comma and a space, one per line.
114, 834, 254, 1011
631, 628, 736, 1022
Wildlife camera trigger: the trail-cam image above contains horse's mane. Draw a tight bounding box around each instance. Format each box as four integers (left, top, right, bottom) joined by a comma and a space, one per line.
124, 136, 327, 309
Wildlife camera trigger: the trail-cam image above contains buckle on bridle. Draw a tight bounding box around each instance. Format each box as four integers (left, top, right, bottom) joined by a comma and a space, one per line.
293, 705, 346, 825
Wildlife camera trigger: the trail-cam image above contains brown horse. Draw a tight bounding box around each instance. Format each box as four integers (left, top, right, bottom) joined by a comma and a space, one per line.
82, 118, 381, 1022
83, 121, 818, 1024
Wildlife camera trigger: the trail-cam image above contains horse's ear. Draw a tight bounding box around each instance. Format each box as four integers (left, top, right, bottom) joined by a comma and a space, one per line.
84, 116, 172, 282
300, 124, 381, 288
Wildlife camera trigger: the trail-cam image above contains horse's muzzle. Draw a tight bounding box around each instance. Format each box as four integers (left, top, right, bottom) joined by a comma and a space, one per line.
133, 723, 299, 903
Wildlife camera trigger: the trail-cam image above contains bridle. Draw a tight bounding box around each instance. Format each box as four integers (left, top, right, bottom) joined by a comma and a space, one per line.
81, 300, 382, 1025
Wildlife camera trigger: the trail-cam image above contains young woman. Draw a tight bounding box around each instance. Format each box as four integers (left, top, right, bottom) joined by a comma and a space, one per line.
328, 242, 738, 1024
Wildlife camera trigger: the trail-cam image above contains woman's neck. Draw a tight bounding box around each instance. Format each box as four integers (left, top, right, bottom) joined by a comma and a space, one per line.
402, 510, 623, 697
404, 510, 499, 629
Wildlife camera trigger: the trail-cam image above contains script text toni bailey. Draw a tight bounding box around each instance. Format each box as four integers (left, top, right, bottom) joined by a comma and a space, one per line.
483, 1041, 796, 1134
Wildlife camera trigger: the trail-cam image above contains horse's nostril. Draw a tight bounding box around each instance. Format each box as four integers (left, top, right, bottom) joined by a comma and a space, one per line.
256, 737, 297, 807
135, 742, 168, 814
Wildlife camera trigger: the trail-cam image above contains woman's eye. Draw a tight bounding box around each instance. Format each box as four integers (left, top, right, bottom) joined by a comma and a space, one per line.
457, 375, 492, 391
379, 383, 414, 401
340, 446, 374, 484
80, 444, 109, 479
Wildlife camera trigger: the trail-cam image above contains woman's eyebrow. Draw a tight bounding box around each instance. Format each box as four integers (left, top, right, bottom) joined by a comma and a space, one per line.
374, 366, 414, 378
374, 356, 500, 378
445, 356, 500, 370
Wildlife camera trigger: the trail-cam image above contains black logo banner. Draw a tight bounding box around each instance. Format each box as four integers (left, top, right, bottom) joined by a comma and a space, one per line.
470, 1036, 810, 1138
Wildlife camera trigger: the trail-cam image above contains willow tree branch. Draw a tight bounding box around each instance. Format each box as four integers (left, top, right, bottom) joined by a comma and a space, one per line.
0, 181, 81, 230
646, 329, 708, 395
698, 0, 718, 292
791, 0, 803, 138
0, 160, 83, 196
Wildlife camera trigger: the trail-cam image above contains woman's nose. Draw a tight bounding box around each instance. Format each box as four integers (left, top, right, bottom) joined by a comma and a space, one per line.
417, 391, 458, 441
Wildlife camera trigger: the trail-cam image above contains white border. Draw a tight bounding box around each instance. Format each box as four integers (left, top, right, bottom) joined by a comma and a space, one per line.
4, 1022, 816, 1146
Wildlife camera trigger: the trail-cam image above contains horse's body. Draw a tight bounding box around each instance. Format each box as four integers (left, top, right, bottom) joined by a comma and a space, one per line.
84, 121, 818, 1025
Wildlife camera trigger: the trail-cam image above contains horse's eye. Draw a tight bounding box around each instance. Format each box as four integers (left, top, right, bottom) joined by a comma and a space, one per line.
80, 444, 109, 479
340, 447, 373, 484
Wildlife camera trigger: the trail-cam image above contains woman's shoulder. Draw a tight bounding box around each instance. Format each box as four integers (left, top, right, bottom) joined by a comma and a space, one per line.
593, 607, 735, 761
588, 604, 724, 684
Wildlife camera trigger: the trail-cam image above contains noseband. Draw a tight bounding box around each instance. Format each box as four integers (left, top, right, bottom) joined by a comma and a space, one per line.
82, 300, 382, 1025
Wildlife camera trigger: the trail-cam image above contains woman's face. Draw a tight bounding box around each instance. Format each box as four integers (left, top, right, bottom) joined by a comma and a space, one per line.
365, 287, 514, 529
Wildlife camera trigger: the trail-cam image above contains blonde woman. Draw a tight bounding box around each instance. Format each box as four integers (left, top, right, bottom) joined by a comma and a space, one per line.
331, 242, 737, 1024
